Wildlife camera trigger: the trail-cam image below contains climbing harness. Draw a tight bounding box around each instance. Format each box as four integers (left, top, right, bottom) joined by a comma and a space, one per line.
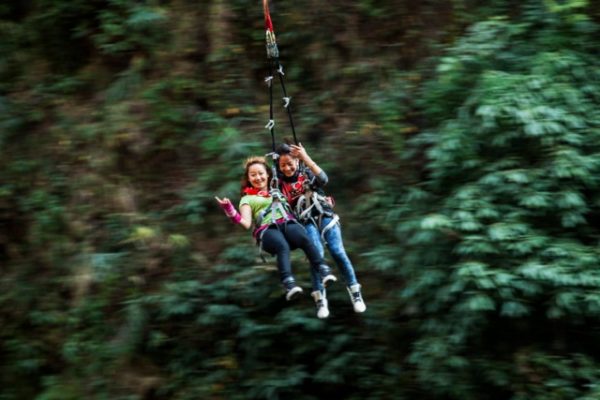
261, 1, 342, 245
254, 2, 344, 300
294, 177, 340, 245
257, 0, 300, 251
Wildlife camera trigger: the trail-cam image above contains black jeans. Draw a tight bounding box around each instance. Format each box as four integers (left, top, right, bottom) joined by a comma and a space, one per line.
261, 222, 325, 288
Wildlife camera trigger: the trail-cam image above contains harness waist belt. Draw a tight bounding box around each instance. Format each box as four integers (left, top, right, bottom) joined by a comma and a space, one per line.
253, 214, 296, 239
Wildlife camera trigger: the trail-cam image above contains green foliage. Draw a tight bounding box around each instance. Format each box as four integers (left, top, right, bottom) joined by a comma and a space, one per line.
94, 1, 168, 56
365, 3, 600, 398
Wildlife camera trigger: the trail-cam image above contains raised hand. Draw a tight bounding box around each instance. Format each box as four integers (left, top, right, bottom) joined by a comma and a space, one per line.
289, 143, 309, 161
290, 143, 321, 174
215, 196, 242, 223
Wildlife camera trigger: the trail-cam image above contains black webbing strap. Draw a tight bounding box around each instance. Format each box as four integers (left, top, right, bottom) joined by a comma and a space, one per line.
267, 59, 299, 149
268, 60, 276, 152
274, 59, 298, 146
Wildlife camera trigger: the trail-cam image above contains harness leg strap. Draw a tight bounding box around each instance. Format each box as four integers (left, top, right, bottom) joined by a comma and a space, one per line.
320, 214, 340, 245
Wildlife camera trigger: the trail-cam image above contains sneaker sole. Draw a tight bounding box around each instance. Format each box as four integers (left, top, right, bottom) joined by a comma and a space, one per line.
286, 287, 303, 301
353, 303, 367, 313
322, 275, 337, 288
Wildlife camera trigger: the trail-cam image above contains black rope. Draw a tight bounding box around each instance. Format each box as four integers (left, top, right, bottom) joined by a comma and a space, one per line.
275, 60, 299, 145
266, 59, 300, 152
268, 60, 276, 153
267, 59, 282, 194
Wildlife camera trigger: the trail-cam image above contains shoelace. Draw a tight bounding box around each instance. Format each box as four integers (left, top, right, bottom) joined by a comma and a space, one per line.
352, 292, 362, 303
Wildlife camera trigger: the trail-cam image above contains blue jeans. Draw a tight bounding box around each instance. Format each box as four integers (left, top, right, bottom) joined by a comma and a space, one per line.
306, 216, 358, 291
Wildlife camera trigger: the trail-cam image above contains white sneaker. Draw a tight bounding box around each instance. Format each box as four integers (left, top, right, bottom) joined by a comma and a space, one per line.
347, 284, 366, 313
311, 291, 330, 319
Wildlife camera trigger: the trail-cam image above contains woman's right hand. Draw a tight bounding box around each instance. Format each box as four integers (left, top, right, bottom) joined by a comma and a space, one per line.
289, 143, 309, 162
215, 196, 240, 221
215, 197, 252, 229
215, 196, 229, 205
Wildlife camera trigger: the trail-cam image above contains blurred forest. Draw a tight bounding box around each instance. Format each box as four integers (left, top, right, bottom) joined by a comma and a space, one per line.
2, 0, 600, 399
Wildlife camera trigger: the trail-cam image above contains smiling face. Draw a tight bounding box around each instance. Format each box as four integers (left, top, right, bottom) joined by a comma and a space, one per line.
247, 163, 269, 190
278, 154, 299, 177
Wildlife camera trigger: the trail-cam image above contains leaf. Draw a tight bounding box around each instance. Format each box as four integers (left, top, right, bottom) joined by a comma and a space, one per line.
461, 293, 496, 312
500, 301, 530, 317
421, 214, 452, 230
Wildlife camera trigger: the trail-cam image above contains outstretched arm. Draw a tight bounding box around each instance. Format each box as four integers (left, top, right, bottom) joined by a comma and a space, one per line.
215, 197, 252, 229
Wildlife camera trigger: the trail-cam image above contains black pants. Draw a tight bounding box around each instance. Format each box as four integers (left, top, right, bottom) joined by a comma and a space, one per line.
261, 222, 325, 287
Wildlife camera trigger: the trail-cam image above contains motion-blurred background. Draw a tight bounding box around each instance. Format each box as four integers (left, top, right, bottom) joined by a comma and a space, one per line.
2, 1, 600, 399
